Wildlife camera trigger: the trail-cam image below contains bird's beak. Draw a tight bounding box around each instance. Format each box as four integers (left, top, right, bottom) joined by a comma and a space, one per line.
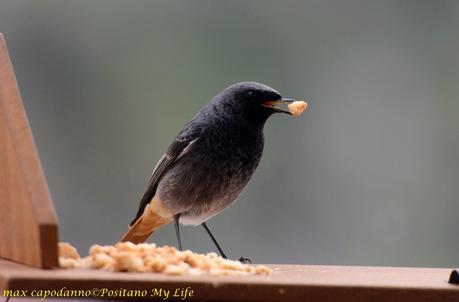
262, 98, 299, 115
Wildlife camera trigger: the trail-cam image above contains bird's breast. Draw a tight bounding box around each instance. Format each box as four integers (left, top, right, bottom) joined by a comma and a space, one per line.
157, 124, 264, 223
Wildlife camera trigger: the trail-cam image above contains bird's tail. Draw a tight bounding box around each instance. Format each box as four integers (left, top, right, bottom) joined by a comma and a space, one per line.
119, 196, 173, 244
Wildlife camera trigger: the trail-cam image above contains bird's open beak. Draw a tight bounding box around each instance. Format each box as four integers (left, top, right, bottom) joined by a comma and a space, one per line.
262, 98, 299, 115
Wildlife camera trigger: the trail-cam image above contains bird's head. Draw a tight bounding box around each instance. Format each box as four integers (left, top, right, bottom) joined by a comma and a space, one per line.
211, 82, 307, 127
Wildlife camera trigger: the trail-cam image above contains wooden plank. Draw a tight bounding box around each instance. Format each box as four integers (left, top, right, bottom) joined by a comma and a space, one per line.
0, 33, 59, 268
0, 259, 457, 301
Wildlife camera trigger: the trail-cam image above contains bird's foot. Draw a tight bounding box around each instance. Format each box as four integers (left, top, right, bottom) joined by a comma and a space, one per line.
238, 257, 252, 264
449, 269, 459, 284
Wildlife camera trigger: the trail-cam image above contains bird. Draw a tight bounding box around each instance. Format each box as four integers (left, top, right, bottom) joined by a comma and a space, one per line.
120, 81, 307, 261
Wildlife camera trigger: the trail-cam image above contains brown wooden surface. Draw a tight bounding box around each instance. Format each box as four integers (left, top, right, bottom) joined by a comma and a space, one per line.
0, 259, 458, 301
0, 33, 59, 268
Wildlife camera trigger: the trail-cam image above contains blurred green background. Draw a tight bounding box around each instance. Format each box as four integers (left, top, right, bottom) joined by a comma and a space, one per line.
0, 0, 458, 267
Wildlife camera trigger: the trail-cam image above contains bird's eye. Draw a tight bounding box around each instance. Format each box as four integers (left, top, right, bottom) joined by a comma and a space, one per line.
246, 91, 254, 97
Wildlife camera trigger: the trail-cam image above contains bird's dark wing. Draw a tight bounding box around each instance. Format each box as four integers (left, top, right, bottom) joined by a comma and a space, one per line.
130, 120, 204, 226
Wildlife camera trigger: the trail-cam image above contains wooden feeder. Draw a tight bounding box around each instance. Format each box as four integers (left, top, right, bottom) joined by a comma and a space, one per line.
0, 33, 458, 301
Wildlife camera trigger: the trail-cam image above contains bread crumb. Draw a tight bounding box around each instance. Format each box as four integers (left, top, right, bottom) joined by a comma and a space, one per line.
58, 257, 78, 269
288, 101, 307, 116
59, 242, 272, 276
58, 242, 80, 260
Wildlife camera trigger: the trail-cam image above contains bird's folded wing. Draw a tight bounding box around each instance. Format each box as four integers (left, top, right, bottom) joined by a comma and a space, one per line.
130, 120, 204, 226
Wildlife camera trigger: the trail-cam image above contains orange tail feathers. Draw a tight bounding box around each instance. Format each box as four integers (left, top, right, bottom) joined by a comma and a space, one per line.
119, 196, 174, 244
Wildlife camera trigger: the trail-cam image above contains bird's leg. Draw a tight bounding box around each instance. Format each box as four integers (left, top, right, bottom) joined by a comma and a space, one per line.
201, 222, 228, 259
174, 214, 183, 251
201, 223, 252, 263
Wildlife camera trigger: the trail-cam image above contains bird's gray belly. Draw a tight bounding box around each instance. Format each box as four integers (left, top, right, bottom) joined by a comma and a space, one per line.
156, 149, 261, 225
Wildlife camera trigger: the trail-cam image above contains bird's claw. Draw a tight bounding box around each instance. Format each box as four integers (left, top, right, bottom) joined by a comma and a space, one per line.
238, 257, 252, 264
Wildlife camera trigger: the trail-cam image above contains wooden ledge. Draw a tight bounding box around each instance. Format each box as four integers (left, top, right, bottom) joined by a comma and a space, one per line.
0, 259, 458, 301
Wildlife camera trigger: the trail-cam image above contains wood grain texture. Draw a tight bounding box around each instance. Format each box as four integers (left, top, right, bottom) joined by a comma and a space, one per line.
0, 259, 458, 301
0, 33, 59, 268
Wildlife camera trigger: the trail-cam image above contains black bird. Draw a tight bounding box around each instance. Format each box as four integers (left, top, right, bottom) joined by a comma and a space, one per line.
120, 82, 306, 261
